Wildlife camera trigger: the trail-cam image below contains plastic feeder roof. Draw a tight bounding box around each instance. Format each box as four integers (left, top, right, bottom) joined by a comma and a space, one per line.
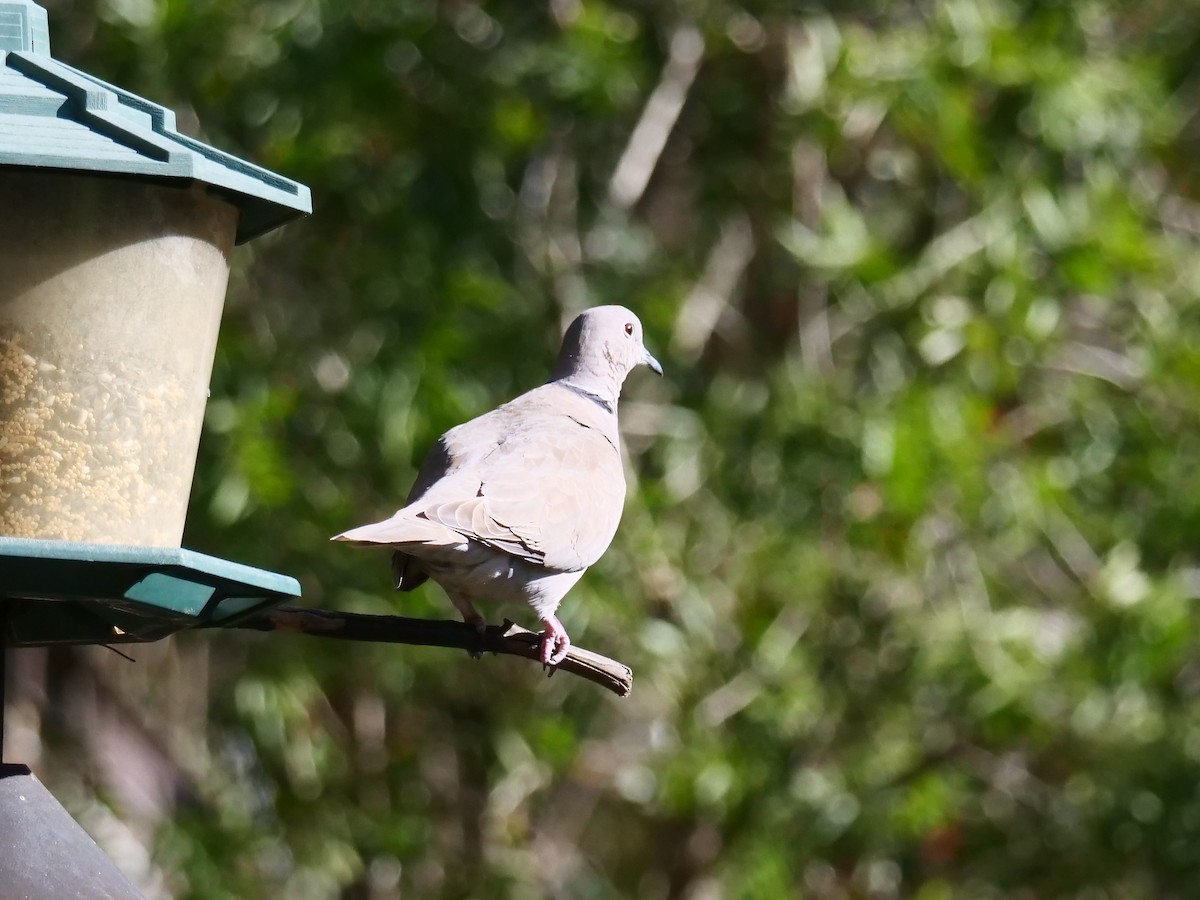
0, 537, 301, 646
0, 0, 311, 243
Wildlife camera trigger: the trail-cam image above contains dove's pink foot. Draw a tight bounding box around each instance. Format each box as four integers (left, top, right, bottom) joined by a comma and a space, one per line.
539, 614, 571, 666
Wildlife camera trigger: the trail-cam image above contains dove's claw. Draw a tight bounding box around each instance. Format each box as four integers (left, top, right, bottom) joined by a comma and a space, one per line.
465, 613, 487, 659
539, 615, 571, 667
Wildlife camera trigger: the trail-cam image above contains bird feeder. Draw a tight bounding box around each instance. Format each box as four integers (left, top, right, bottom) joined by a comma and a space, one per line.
0, 0, 310, 548
0, 2, 310, 894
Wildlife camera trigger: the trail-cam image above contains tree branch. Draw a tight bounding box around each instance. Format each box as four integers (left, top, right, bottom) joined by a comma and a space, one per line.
231, 606, 633, 698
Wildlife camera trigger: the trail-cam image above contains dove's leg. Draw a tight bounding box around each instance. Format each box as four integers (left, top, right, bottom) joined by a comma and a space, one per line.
447, 593, 487, 658
526, 571, 583, 666
448, 593, 485, 628
538, 614, 571, 666
464, 613, 486, 659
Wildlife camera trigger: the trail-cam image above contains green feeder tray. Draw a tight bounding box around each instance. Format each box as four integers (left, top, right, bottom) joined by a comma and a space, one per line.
0, 537, 300, 647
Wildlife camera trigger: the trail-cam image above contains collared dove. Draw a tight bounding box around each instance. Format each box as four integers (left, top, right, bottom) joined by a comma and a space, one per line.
333, 305, 662, 665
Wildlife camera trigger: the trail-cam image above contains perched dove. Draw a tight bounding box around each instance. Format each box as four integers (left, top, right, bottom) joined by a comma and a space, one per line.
332, 305, 662, 665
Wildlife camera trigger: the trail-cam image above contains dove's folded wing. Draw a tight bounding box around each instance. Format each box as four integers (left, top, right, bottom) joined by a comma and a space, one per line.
416, 391, 627, 572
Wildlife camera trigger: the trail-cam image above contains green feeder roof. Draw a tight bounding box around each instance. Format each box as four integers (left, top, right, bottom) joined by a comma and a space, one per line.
0, 537, 301, 647
0, 0, 311, 243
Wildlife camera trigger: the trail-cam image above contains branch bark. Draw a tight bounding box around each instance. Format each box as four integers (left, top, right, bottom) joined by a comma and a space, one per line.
232, 606, 633, 698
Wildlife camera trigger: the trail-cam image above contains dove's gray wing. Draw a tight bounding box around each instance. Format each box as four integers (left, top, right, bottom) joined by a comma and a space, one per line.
334, 400, 518, 571
386, 399, 531, 588
343, 384, 626, 579
387, 434, 462, 590
415, 385, 627, 572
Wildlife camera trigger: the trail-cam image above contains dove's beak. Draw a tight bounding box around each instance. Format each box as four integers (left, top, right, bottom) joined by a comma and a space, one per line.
642, 347, 664, 376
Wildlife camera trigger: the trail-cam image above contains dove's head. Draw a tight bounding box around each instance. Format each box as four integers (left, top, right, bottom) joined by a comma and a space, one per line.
552, 305, 663, 403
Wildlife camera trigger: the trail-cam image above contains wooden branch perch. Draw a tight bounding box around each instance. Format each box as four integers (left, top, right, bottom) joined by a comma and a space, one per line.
232, 605, 633, 698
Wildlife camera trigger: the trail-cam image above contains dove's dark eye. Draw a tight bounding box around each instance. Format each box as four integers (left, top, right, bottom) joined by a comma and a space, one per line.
624, 323, 634, 336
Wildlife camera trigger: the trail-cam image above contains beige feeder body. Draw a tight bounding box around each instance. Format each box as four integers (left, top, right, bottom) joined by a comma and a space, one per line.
0, 0, 311, 546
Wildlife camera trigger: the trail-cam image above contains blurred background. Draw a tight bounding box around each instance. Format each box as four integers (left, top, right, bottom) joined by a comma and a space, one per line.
8, 0, 1200, 896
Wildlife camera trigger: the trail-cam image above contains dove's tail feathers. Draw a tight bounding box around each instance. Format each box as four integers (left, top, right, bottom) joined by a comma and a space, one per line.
331, 513, 464, 548
391, 550, 430, 592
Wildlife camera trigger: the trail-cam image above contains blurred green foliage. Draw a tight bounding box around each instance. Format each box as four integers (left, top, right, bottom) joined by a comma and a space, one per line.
40, 0, 1200, 895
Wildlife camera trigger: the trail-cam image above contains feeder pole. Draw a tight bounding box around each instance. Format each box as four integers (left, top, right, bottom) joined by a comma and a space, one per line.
0, 599, 6, 763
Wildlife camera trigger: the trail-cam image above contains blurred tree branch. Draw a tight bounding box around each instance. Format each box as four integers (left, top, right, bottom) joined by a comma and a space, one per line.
232, 606, 633, 697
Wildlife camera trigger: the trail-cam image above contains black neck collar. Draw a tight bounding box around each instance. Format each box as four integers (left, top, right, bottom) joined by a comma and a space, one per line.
559, 381, 615, 415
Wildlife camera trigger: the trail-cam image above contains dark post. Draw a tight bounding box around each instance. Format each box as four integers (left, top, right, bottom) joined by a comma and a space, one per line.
0, 598, 6, 763
0, 764, 146, 898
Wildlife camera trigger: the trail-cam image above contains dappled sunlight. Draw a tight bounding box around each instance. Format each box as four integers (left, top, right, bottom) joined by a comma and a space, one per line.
15, 0, 1200, 897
